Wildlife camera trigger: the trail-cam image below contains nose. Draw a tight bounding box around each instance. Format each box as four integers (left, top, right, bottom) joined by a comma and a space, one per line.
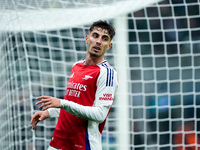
96, 37, 101, 45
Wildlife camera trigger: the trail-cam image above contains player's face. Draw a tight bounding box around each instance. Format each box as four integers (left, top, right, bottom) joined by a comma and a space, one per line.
85, 27, 112, 57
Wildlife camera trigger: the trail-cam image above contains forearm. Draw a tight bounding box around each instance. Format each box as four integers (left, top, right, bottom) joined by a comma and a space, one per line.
60, 99, 110, 123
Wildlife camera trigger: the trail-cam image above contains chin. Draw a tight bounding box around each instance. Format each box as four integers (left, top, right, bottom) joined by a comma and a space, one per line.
88, 51, 99, 57
90, 53, 99, 57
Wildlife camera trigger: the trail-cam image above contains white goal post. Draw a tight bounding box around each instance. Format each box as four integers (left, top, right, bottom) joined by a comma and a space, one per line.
1, 0, 200, 150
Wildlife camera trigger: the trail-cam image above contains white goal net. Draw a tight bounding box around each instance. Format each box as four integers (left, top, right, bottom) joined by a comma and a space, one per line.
0, 0, 200, 150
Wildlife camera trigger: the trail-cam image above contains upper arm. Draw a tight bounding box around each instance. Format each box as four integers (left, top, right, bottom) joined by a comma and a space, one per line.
94, 67, 119, 108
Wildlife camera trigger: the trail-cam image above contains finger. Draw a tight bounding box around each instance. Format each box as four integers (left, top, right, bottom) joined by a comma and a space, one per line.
39, 113, 46, 121
38, 101, 51, 109
31, 118, 40, 130
30, 116, 34, 124
32, 124, 35, 130
31, 113, 40, 124
32, 121, 39, 130
32, 121, 37, 129
36, 98, 50, 105
36, 96, 51, 100
42, 105, 51, 111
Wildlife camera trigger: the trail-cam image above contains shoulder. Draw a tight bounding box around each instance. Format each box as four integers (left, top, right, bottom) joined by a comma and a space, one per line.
97, 60, 117, 74
97, 60, 118, 86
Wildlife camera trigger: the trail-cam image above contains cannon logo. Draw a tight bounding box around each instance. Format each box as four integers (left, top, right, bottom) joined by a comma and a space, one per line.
82, 75, 93, 80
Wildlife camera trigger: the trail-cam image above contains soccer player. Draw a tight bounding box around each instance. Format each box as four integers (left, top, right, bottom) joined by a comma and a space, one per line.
31, 20, 119, 150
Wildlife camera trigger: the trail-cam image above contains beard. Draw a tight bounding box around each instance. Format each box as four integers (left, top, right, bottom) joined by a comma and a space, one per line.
89, 51, 100, 57
88, 48, 104, 57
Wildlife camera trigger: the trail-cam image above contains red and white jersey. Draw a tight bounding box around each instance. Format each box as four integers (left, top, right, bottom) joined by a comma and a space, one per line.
49, 60, 119, 150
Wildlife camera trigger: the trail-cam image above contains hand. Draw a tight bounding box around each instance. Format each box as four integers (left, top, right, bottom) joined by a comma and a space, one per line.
30, 110, 49, 130
36, 96, 61, 111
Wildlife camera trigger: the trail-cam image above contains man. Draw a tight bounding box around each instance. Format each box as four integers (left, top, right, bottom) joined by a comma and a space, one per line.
31, 20, 119, 150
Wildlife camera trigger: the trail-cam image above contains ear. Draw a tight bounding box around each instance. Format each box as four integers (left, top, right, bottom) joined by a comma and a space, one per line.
85, 35, 89, 44
107, 42, 112, 51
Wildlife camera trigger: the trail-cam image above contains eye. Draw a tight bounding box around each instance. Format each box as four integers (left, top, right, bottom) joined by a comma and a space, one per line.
93, 33, 99, 38
102, 36, 109, 41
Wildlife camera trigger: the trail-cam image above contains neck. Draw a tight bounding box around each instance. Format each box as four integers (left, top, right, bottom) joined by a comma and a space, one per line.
84, 52, 104, 65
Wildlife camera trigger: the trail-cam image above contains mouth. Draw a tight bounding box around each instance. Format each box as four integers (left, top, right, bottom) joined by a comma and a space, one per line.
93, 46, 101, 52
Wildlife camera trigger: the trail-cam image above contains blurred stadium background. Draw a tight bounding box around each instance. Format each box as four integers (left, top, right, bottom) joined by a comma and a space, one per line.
0, 0, 200, 150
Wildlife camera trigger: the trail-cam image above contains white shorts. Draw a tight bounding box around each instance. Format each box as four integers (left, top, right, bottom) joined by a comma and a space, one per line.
47, 145, 62, 150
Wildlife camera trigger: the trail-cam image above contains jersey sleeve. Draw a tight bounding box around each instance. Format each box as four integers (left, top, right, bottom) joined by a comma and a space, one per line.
60, 100, 109, 123
94, 67, 119, 108
47, 108, 60, 118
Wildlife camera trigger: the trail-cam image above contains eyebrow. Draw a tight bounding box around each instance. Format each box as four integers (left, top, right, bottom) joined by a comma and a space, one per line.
92, 31, 110, 40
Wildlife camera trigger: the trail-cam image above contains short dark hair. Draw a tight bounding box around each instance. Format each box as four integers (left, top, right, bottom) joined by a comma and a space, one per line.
90, 20, 115, 40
